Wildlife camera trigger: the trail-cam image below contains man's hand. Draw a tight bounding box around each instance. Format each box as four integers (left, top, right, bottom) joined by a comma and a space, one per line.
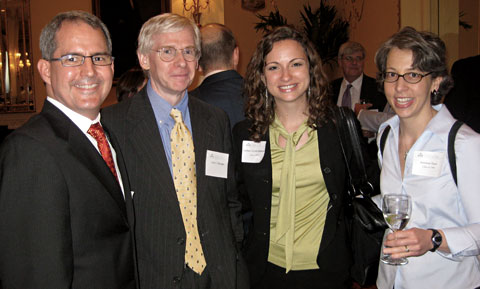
354, 102, 372, 116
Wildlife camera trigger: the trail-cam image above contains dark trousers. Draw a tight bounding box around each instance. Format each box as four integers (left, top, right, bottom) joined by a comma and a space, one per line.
254, 262, 350, 289
179, 266, 212, 289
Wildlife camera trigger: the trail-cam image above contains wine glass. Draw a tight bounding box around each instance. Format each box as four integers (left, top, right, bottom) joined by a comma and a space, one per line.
380, 194, 412, 265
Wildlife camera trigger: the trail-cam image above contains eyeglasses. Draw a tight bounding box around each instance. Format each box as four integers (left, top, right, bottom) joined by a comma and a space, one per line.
383, 71, 432, 84
152, 46, 198, 62
49, 54, 114, 67
342, 55, 364, 63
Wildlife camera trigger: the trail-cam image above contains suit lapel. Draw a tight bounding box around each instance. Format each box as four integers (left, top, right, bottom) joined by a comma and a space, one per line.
42, 101, 128, 220
125, 91, 179, 207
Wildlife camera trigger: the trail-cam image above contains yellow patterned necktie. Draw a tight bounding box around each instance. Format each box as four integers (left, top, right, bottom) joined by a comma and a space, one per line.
170, 108, 206, 275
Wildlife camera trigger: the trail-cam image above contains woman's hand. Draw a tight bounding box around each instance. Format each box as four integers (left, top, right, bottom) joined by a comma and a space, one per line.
383, 228, 440, 259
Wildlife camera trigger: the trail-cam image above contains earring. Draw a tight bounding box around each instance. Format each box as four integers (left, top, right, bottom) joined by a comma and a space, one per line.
265, 87, 269, 110
308, 86, 311, 98
432, 89, 439, 98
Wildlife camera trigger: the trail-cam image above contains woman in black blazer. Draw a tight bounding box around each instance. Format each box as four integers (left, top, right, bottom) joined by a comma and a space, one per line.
233, 26, 356, 289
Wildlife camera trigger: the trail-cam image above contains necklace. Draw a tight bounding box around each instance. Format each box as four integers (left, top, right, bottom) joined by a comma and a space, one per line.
404, 150, 409, 161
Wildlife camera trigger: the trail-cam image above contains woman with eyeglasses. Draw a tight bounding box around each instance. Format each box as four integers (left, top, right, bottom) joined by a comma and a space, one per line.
374, 26, 480, 289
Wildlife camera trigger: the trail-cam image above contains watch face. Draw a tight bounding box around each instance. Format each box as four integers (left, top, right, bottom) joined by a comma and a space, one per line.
433, 231, 442, 244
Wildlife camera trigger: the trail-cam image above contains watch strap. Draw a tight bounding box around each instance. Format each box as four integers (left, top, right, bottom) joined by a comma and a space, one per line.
428, 228, 442, 252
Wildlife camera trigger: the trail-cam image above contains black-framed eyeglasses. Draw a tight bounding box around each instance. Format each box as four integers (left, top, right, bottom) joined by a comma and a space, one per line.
383, 71, 432, 84
49, 54, 114, 67
152, 46, 198, 62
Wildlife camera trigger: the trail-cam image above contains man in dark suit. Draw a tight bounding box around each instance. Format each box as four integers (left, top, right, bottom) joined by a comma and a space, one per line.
102, 13, 248, 289
189, 23, 245, 128
444, 54, 480, 133
0, 11, 135, 288
331, 41, 388, 159
331, 41, 387, 117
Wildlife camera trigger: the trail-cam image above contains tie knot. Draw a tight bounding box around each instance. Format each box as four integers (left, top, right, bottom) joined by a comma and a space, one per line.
346, 84, 353, 90
87, 122, 105, 140
170, 108, 183, 123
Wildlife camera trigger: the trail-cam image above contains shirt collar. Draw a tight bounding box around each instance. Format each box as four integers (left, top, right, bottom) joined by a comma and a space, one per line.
47, 97, 100, 133
343, 73, 364, 90
146, 80, 189, 125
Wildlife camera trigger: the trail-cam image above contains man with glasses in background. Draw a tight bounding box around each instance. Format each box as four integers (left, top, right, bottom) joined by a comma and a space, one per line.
102, 13, 248, 289
0, 11, 135, 288
330, 41, 390, 160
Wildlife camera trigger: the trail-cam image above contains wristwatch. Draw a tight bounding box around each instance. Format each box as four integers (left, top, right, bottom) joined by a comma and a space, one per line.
429, 229, 442, 252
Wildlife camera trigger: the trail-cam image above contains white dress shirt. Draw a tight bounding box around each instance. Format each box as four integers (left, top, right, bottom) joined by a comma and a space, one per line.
47, 97, 125, 197
337, 74, 363, 110
375, 105, 480, 289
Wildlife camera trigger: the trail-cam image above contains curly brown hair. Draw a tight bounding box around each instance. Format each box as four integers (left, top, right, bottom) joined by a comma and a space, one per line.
244, 26, 332, 141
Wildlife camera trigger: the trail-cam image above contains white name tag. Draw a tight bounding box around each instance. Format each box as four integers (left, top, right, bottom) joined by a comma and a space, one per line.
241, 140, 266, 163
412, 151, 445, 177
205, 150, 229, 179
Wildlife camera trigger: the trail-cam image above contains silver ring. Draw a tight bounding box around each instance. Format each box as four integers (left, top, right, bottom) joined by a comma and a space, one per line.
405, 245, 409, 252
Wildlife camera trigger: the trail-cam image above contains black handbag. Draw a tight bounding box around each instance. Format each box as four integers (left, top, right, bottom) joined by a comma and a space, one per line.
332, 106, 387, 286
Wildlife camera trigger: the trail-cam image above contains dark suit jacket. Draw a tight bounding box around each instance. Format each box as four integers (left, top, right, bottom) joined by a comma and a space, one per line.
190, 70, 245, 129
0, 100, 135, 289
444, 55, 480, 133
232, 118, 354, 289
101, 88, 248, 289
330, 74, 386, 111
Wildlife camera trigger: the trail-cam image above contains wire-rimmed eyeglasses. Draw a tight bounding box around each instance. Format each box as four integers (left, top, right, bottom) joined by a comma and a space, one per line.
49, 54, 114, 67
383, 72, 432, 84
152, 46, 198, 62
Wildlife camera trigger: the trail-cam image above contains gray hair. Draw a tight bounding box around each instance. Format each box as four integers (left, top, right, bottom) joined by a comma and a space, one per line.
338, 41, 365, 60
137, 13, 201, 57
374, 26, 453, 104
39, 10, 112, 60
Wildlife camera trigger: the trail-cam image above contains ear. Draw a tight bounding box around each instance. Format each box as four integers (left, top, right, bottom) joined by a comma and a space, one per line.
431, 76, 443, 92
233, 46, 239, 69
37, 59, 52, 85
138, 52, 150, 70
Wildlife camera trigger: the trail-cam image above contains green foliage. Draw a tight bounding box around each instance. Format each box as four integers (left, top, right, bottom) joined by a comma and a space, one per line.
254, 0, 349, 66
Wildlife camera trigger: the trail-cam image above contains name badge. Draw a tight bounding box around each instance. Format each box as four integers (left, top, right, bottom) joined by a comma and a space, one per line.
205, 150, 229, 179
242, 140, 266, 163
411, 151, 445, 177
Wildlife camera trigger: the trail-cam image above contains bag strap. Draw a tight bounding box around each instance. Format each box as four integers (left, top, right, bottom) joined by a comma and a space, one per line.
448, 120, 463, 186
332, 106, 372, 197
379, 120, 463, 186
379, 125, 391, 157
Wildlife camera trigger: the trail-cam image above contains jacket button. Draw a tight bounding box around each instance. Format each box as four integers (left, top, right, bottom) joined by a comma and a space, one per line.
177, 237, 185, 245
323, 167, 331, 174
173, 276, 181, 284
264, 207, 268, 210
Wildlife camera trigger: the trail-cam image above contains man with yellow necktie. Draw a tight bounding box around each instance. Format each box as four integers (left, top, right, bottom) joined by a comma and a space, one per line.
102, 13, 248, 289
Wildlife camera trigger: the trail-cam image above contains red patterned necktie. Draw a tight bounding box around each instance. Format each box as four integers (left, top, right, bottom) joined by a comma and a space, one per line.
88, 123, 119, 182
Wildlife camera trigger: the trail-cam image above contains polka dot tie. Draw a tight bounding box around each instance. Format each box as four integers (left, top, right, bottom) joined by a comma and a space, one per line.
87, 123, 119, 182
170, 108, 206, 275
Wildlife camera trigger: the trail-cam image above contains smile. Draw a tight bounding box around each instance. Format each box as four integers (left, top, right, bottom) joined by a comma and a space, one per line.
396, 97, 413, 104
75, 83, 98, 89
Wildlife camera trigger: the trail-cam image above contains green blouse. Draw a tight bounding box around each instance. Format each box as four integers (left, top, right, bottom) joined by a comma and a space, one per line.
268, 116, 330, 272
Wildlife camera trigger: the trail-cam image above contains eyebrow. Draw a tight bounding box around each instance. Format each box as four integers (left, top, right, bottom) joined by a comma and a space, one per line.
265, 57, 306, 66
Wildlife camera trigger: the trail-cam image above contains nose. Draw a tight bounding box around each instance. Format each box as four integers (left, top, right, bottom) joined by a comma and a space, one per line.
281, 67, 292, 81
173, 52, 187, 67
394, 75, 409, 91
80, 57, 96, 76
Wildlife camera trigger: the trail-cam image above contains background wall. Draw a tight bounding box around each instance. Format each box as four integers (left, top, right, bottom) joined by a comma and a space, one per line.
1, 0, 479, 129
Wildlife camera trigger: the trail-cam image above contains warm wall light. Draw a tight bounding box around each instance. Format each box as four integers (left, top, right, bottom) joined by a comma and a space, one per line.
183, 0, 210, 25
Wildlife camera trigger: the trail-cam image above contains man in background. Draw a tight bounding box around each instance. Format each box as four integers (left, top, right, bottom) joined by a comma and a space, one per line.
330, 41, 389, 158
0, 11, 135, 288
444, 54, 480, 133
190, 23, 245, 128
102, 13, 247, 289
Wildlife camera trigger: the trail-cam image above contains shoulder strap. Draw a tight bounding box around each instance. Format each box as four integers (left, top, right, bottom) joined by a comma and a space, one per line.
379, 125, 391, 157
379, 121, 462, 186
448, 120, 463, 186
